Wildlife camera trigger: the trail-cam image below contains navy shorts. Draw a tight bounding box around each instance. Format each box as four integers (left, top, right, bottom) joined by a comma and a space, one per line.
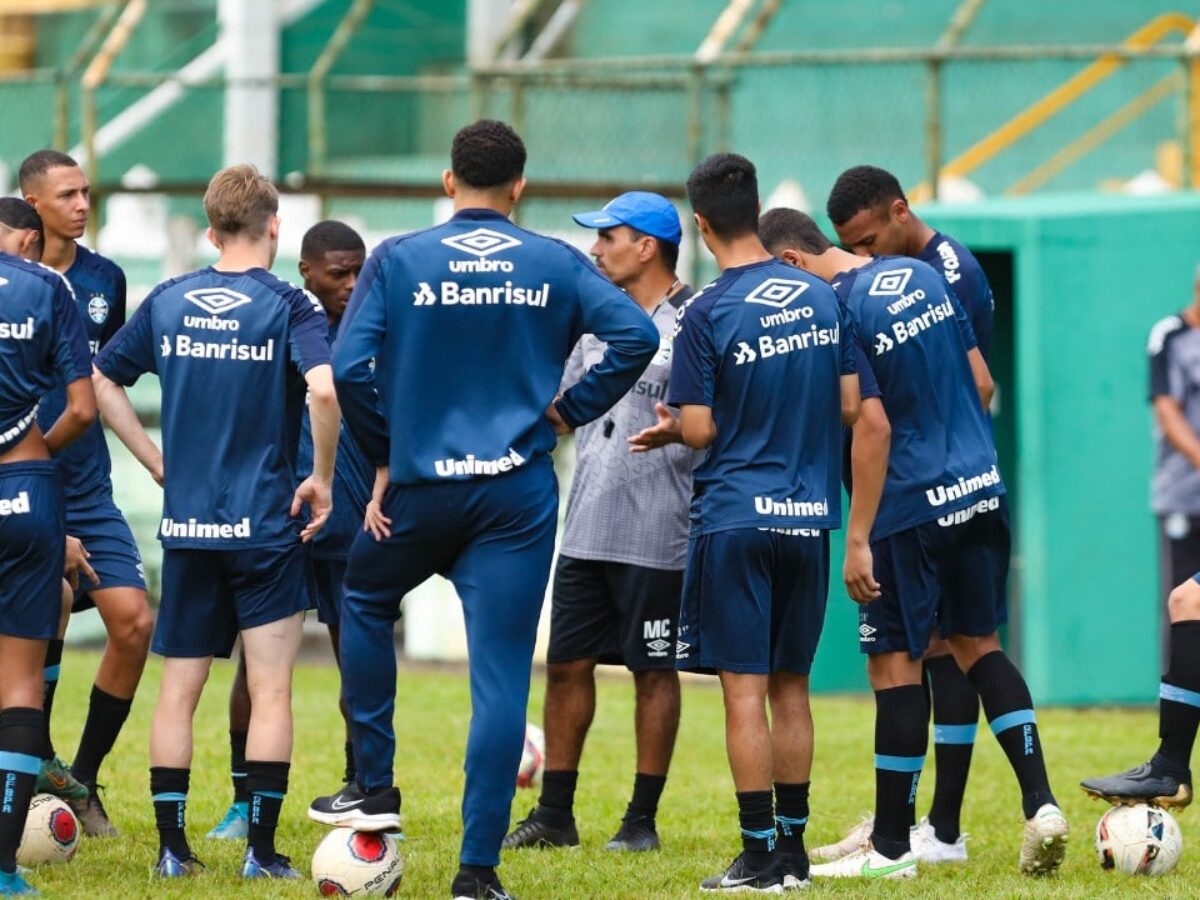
0, 461, 65, 640
677, 527, 829, 675
311, 557, 347, 626
547, 555, 683, 671
68, 492, 145, 612
154, 542, 313, 658
860, 495, 1010, 659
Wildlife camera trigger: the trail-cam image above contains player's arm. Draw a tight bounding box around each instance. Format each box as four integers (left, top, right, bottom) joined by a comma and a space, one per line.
678, 405, 715, 449
42, 277, 96, 453
948, 289, 993, 409
1149, 323, 1200, 469
845, 396, 889, 603
554, 255, 659, 429
363, 464, 392, 541
665, 293, 716, 450
841, 373, 861, 425
1154, 396, 1200, 469
332, 247, 389, 466
92, 371, 163, 484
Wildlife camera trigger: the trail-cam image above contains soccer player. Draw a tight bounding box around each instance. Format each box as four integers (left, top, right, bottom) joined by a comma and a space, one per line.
813, 163, 998, 863
20, 150, 155, 835
633, 155, 859, 892
93, 164, 339, 879
502, 192, 692, 853
0, 224, 96, 895
208, 219, 369, 840
759, 208, 1068, 878
1081, 573, 1200, 808
307, 120, 659, 900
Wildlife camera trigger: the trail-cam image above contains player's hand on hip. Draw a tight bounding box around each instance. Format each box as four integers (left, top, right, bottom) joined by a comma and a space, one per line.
545, 399, 571, 436
843, 539, 881, 603
293, 476, 333, 542
63, 535, 97, 592
363, 498, 392, 542
628, 403, 682, 453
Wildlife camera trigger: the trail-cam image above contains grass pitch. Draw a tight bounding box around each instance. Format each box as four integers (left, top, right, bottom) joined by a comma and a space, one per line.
26, 651, 1191, 898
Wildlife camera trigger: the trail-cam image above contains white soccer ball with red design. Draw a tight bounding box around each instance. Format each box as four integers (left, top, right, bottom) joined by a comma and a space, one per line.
516, 722, 545, 789
1095, 804, 1183, 876
311, 829, 403, 896
17, 794, 79, 865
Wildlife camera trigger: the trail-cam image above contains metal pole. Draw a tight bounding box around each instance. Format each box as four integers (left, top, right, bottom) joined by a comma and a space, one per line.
925, 58, 943, 201
83, 87, 99, 244
307, 0, 375, 191
510, 76, 525, 225
687, 63, 705, 287
54, 69, 69, 150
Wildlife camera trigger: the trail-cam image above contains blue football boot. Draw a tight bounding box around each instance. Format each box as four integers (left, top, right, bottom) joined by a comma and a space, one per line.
241, 848, 301, 879
206, 801, 249, 839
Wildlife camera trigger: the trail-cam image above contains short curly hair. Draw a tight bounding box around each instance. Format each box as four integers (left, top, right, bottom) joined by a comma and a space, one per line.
451, 119, 527, 189
686, 153, 759, 240
826, 165, 905, 227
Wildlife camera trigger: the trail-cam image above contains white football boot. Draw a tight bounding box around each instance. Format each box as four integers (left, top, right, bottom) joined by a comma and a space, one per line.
1019, 803, 1069, 875
810, 844, 916, 880
910, 817, 969, 863
807, 815, 872, 862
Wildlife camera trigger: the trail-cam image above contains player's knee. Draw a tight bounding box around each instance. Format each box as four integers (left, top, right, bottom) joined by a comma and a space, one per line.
1168, 579, 1200, 621
546, 660, 594, 689
114, 604, 154, 654
633, 669, 678, 700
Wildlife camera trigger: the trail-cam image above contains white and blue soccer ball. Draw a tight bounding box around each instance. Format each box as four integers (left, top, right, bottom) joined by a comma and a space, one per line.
311, 828, 403, 896
17, 794, 79, 865
1095, 804, 1183, 876
516, 722, 545, 789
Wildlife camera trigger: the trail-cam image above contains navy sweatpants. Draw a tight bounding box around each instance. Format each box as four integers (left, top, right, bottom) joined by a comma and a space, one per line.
339, 459, 558, 867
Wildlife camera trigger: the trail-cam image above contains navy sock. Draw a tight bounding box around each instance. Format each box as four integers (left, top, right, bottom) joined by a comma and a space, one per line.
968, 651, 1056, 819
537, 770, 577, 824
872, 684, 927, 859
41, 639, 63, 759
71, 685, 133, 785
926, 654, 979, 843
1156, 621, 1200, 771
625, 773, 666, 822
246, 760, 289, 865
773, 781, 809, 861
0, 709, 43, 874
737, 790, 775, 869
150, 766, 191, 859
230, 730, 248, 804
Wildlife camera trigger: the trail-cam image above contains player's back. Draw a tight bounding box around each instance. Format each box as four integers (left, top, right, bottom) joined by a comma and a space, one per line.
0, 253, 90, 450
671, 258, 850, 535
839, 255, 1001, 538
337, 208, 657, 485
97, 267, 328, 548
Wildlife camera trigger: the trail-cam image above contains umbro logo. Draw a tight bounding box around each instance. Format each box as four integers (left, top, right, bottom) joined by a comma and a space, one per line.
441, 228, 521, 258
868, 268, 912, 297
744, 277, 809, 309
184, 287, 252, 316
859, 622, 878, 641
646, 638, 671, 655
733, 341, 757, 365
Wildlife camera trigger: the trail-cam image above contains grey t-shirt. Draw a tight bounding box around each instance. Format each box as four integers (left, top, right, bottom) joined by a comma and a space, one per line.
559, 288, 694, 570
1149, 313, 1200, 514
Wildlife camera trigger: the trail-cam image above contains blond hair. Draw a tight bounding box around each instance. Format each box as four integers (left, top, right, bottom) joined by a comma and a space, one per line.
203, 164, 278, 240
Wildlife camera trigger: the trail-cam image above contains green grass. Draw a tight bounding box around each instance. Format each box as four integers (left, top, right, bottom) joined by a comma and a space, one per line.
26, 651, 1193, 897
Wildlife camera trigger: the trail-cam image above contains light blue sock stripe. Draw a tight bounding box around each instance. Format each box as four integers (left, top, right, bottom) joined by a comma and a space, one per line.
0, 751, 40, 776
152, 792, 187, 803
1161, 682, 1200, 709
933, 723, 978, 744
776, 816, 808, 826
989, 709, 1036, 736
875, 754, 926, 773
43, 665, 60, 681
253, 791, 285, 800
741, 827, 777, 840
231, 772, 247, 779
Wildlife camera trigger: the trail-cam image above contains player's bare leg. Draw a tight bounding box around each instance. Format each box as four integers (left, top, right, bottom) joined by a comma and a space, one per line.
37, 582, 84, 803
768, 672, 813, 889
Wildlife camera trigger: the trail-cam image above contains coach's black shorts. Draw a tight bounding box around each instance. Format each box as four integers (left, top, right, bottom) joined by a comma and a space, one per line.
860, 495, 1010, 660
547, 554, 683, 671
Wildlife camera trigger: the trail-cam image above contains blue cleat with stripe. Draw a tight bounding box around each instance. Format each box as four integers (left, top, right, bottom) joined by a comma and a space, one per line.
154, 847, 204, 878
240, 848, 301, 879
206, 801, 249, 839
0, 871, 37, 895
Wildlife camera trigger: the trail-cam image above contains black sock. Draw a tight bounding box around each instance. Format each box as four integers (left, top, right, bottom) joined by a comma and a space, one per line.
458, 864, 496, 885
872, 684, 928, 859
246, 760, 289, 865
230, 729, 248, 804
925, 655, 979, 843
41, 640, 63, 759
1156, 621, 1200, 772
70, 685, 133, 785
968, 651, 1056, 818
537, 769, 578, 824
736, 790, 775, 868
774, 781, 809, 865
624, 773, 666, 822
0, 709, 43, 874
150, 766, 191, 859
343, 740, 356, 785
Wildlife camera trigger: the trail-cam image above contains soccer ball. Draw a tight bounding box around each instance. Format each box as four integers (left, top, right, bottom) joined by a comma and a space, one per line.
17, 794, 79, 865
1095, 804, 1183, 876
516, 722, 545, 789
311, 829, 403, 896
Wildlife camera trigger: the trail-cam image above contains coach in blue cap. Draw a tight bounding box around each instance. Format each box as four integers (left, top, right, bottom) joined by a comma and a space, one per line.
503, 192, 694, 854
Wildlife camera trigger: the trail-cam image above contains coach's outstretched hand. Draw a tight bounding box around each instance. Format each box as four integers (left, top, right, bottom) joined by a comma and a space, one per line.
293, 476, 333, 542
628, 403, 682, 452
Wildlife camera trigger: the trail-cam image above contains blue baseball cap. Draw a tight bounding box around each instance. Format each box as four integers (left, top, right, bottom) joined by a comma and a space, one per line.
572, 191, 682, 245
